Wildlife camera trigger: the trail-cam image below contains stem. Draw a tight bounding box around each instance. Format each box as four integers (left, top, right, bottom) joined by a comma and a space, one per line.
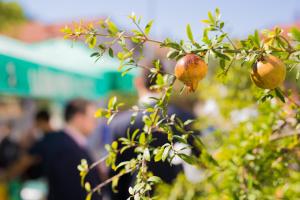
281, 90, 300, 108
89, 155, 108, 170
270, 130, 300, 141
92, 169, 132, 193
223, 55, 236, 75
132, 20, 147, 39
220, 29, 237, 50
279, 35, 294, 53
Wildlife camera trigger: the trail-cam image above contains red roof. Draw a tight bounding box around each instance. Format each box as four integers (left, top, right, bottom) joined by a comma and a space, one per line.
15, 19, 102, 43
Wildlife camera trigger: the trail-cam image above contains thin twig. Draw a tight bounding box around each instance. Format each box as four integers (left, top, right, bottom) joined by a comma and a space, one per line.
220, 29, 237, 50
89, 155, 108, 170
92, 169, 132, 193
281, 90, 300, 108
270, 130, 300, 141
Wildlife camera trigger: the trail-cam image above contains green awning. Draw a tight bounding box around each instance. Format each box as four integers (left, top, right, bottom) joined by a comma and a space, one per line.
0, 36, 137, 101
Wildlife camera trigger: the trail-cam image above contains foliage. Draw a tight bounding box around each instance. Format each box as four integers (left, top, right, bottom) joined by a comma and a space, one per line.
63, 8, 300, 200
0, 2, 26, 32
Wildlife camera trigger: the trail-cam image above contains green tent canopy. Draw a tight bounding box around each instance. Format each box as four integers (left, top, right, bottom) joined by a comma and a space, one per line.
0, 36, 137, 101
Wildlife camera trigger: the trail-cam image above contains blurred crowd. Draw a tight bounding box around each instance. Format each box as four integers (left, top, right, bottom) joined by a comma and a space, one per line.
0, 68, 201, 200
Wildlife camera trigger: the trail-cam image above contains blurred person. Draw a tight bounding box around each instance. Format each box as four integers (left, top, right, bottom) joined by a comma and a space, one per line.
34, 109, 53, 137
23, 109, 53, 180
0, 121, 20, 169
2, 99, 102, 200
108, 67, 195, 200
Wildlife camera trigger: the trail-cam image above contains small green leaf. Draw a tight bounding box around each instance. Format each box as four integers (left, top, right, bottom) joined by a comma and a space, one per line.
94, 109, 104, 118
290, 27, 300, 42
208, 11, 215, 24
90, 52, 99, 57
173, 135, 187, 144
139, 132, 146, 145
107, 20, 118, 35
130, 111, 138, 125
84, 182, 91, 192
108, 48, 114, 57
85, 193, 92, 200
131, 129, 140, 141
143, 148, 151, 161
275, 88, 286, 103
201, 19, 211, 24
145, 20, 154, 36
147, 176, 162, 184
178, 153, 197, 165
154, 147, 164, 162
162, 145, 171, 162
108, 96, 117, 109
112, 141, 118, 149
186, 24, 194, 43
184, 119, 195, 126
220, 21, 224, 29
215, 8, 220, 19
212, 50, 230, 61
167, 50, 179, 59
88, 36, 97, 48
112, 175, 120, 192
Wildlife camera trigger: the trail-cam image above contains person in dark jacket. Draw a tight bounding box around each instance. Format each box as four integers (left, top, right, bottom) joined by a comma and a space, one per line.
2, 99, 102, 200
108, 68, 195, 200
0, 121, 20, 169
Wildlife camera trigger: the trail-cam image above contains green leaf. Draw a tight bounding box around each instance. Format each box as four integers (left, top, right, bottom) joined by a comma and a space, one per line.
130, 111, 138, 125
112, 175, 120, 192
186, 24, 194, 43
112, 141, 118, 149
290, 27, 300, 42
145, 20, 154, 36
139, 132, 146, 145
143, 148, 151, 161
296, 70, 300, 81
90, 52, 99, 57
275, 88, 286, 103
94, 108, 104, 118
154, 149, 163, 162
84, 182, 91, 192
131, 129, 140, 141
167, 50, 179, 59
88, 36, 97, 48
202, 28, 211, 44
162, 145, 171, 162
107, 20, 118, 35
208, 11, 215, 24
201, 19, 211, 24
212, 50, 230, 61
220, 21, 224, 29
178, 153, 197, 165
108, 96, 117, 109
215, 8, 220, 19
108, 47, 114, 57
85, 193, 92, 200
147, 176, 162, 184
220, 59, 226, 70
254, 30, 260, 47
173, 135, 187, 144
184, 119, 195, 126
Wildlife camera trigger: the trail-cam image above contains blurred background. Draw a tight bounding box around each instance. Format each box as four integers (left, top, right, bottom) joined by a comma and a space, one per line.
0, 0, 299, 200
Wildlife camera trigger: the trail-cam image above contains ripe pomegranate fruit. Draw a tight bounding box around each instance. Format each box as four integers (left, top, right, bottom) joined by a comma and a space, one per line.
250, 55, 286, 89
174, 54, 208, 92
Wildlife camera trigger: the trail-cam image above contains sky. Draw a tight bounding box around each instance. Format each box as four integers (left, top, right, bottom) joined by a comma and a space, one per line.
6, 0, 300, 40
